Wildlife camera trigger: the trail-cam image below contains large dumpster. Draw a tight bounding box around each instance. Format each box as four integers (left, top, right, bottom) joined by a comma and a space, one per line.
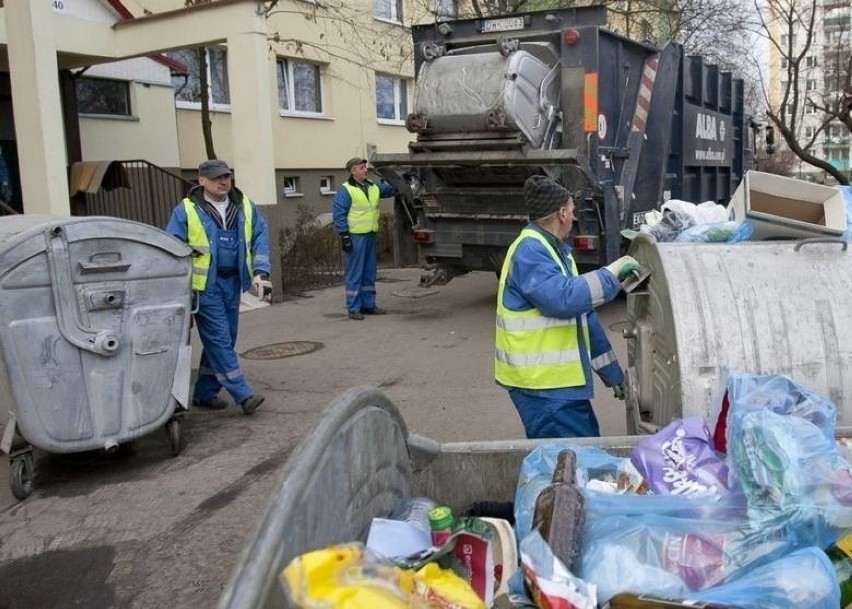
219, 387, 656, 609
623, 235, 852, 434
219, 386, 852, 608
0, 215, 194, 499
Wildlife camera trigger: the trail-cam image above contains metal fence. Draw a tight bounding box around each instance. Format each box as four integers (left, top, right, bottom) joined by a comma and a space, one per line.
82, 160, 193, 229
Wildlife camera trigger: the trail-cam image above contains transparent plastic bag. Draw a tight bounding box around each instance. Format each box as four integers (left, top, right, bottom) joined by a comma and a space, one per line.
674, 220, 754, 243
724, 371, 852, 530
690, 547, 840, 609
642, 211, 696, 242
579, 506, 822, 604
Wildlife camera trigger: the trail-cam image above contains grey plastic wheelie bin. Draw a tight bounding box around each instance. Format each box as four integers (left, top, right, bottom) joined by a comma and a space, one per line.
0, 215, 194, 500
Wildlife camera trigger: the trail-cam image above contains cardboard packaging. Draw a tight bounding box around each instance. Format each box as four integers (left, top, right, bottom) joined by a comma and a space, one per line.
727, 170, 846, 240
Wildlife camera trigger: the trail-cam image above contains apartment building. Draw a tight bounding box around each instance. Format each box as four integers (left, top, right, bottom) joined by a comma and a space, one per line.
767, 0, 851, 182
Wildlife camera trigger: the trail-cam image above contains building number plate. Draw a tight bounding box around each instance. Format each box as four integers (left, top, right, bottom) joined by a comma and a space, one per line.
481, 16, 526, 33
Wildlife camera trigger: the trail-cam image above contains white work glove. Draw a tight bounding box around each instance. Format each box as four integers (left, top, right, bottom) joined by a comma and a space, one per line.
251, 274, 272, 301
604, 255, 640, 281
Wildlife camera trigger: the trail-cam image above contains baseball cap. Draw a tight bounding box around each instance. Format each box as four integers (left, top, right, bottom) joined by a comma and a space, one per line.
198, 159, 232, 179
345, 157, 369, 171
524, 175, 572, 220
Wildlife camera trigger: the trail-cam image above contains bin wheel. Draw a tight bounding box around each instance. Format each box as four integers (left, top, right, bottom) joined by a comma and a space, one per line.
10, 454, 35, 500
166, 419, 184, 457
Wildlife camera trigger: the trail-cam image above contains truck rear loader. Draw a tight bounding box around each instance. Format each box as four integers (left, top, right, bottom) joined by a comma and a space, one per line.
373, 6, 748, 283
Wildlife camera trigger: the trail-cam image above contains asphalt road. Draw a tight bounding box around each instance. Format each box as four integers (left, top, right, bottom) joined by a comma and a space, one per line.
0, 268, 629, 608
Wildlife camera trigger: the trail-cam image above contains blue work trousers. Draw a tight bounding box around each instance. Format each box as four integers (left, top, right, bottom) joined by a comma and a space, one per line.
344, 232, 377, 313
508, 388, 601, 439
193, 230, 253, 404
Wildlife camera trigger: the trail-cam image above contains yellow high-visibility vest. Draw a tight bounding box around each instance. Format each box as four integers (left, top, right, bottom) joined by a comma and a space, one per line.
495, 228, 589, 389
183, 196, 253, 291
343, 182, 380, 234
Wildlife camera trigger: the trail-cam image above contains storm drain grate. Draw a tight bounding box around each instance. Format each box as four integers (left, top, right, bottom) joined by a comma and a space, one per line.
241, 341, 324, 360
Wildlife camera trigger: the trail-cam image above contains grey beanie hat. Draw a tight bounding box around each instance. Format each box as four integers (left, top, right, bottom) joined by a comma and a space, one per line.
524, 175, 572, 220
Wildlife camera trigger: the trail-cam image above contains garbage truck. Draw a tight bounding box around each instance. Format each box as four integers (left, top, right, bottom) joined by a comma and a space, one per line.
372, 6, 749, 284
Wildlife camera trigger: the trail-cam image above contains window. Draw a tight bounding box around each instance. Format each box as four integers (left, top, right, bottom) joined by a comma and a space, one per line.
374, 0, 402, 22
283, 176, 302, 197
781, 58, 788, 69
376, 74, 408, 123
806, 56, 817, 68
76, 77, 131, 116
806, 79, 817, 91
320, 176, 335, 194
277, 58, 323, 115
168, 47, 230, 108
805, 126, 815, 139
435, 0, 457, 20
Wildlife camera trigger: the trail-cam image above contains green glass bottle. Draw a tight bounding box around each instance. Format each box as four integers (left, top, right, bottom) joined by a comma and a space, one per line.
824, 534, 852, 608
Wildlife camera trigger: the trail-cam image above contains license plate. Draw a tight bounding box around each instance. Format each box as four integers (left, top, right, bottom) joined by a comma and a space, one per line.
481, 16, 525, 33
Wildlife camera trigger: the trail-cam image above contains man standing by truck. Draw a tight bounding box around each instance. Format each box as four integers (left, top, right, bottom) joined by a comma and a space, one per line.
495, 175, 639, 438
333, 157, 396, 320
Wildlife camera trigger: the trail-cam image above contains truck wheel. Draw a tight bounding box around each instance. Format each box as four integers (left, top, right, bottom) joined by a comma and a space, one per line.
10, 453, 35, 500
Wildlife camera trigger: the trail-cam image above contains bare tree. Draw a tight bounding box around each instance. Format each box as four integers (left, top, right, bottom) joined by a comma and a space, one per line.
756, 0, 850, 184
184, 0, 217, 160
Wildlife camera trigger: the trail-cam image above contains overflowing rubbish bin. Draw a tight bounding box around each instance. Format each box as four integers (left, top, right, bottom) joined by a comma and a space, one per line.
0, 215, 194, 499
624, 234, 852, 434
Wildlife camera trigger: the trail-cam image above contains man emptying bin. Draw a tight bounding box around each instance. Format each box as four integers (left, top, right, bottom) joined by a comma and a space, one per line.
494, 175, 638, 438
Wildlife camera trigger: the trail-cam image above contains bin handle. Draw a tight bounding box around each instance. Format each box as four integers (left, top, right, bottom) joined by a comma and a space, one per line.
794, 238, 848, 252
45, 226, 121, 357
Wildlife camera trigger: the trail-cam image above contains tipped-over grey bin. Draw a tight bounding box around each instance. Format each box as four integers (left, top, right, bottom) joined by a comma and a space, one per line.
0, 215, 194, 499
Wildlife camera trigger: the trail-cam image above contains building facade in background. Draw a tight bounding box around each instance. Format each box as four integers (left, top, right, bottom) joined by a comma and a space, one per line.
767, 0, 851, 182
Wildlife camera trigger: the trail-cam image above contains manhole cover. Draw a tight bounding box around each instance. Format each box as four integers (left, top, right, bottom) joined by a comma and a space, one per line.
241, 341, 324, 360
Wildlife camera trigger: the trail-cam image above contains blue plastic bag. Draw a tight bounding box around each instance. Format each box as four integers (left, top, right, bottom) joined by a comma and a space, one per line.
725, 371, 852, 530
690, 547, 840, 609
838, 185, 852, 240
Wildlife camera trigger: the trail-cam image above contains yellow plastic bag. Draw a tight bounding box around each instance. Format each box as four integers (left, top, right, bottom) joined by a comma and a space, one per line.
281, 544, 484, 609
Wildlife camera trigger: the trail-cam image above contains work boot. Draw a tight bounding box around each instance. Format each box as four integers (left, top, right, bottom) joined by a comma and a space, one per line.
240, 395, 265, 415
348, 311, 364, 320
360, 307, 386, 315
192, 396, 228, 410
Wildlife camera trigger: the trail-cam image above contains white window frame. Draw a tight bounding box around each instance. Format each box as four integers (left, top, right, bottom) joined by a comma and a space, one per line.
276, 57, 324, 117
283, 176, 303, 198
806, 79, 817, 91
319, 176, 335, 195
170, 47, 231, 112
375, 73, 408, 125
374, 0, 403, 23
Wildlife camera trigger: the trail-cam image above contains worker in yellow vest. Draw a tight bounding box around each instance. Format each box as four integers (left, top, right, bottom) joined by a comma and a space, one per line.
167, 159, 270, 415
332, 157, 396, 320
495, 175, 639, 438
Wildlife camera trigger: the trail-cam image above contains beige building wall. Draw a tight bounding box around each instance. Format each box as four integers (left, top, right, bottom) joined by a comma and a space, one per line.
80, 82, 180, 167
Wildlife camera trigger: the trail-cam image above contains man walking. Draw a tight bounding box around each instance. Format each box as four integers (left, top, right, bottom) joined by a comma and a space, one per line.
495, 175, 639, 438
332, 157, 395, 320
167, 159, 270, 415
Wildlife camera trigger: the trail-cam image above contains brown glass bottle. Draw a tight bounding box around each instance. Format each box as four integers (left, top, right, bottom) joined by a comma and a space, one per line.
603, 592, 742, 608
531, 449, 584, 573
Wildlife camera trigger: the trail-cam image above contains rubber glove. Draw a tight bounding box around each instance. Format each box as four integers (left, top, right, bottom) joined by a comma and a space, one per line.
251, 274, 272, 300
340, 232, 353, 252
604, 255, 640, 281
612, 383, 626, 400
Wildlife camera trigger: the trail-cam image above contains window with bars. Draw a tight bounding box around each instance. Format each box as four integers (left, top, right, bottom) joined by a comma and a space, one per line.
277, 58, 323, 115
375, 74, 408, 123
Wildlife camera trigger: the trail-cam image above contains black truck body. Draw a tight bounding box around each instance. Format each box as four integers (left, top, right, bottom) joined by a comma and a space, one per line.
372, 6, 748, 282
